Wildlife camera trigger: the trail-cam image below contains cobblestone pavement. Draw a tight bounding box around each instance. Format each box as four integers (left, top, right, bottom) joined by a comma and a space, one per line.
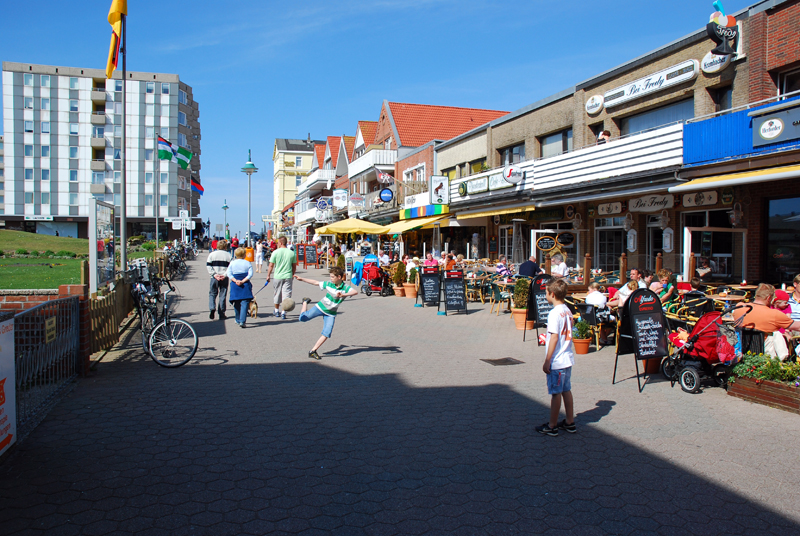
2, 259, 800, 535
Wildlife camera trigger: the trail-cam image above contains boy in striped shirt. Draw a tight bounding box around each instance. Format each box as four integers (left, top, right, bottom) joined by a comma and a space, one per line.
294, 267, 358, 360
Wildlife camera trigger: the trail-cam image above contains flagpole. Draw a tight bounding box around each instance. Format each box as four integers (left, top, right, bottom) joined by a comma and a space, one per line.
120, 13, 128, 269
189, 164, 193, 244
155, 137, 159, 251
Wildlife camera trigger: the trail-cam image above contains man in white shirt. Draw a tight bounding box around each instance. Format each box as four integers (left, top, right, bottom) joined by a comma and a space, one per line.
630, 268, 647, 289
378, 250, 390, 267
551, 254, 570, 278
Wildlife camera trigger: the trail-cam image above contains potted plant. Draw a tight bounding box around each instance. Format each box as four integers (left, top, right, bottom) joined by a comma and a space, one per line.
392, 262, 406, 297
511, 279, 534, 330
404, 267, 418, 298
573, 320, 592, 354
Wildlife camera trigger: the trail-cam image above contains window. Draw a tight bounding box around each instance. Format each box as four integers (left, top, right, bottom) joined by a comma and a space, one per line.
114, 149, 121, 160
24, 97, 33, 109
160, 195, 168, 207
146, 82, 154, 94
70, 77, 79, 89
114, 125, 122, 137
470, 159, 486, 174
296, 176, 302, 187
69, 100, 79, 112
146, 104, 155, 116
24, 74, 33, 86
93, 126, 104, 138
114, 102, 122, 114
779, 69, 800, 97
92, 172, 104, 184
24, 145, 34, 157
178, 132, 188, 147
114, 171, 121, 183
620, 98, 694, 136
41, 192, 50, 205
69, 147, 78, 159
25, 169, 34, 181
162, 83, 170, 95
24, 121, 34, 132
114, 194, 121, 206
145, 172, 153, 184
500, 143, 526, 165
41, 98, 50, 110
146, 127, 154, 139
70, 170, 78, 182
160, 172, 168, 184
41, 75, 50, 87
178, 111, 186, 125
70, 193, 79, 205
540, 129, 572, 159
145, 149, 154, 161
714, 87, 733, 113
594, 217, 627, 272
161, 105, 170, 117
295, 156, 302, 167
41, 146, 50, 157
41, 169, 50, 181
42, 122, 51, 134
442, 167, 456, 181
179, 90, 188, 104
115, 80, 122, 92
25, 192, 34, 204
145, 194, 153, 207
69, 123, 79, 135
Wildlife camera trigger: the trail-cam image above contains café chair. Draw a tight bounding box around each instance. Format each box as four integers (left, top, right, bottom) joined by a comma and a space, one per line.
575, 303, 608, 349
489, 282, 512, 316
739, 328, 766, 355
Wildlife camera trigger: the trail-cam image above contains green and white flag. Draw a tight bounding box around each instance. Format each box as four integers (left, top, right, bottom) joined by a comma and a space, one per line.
157, 136, 193, 169
175, 146, 192, 170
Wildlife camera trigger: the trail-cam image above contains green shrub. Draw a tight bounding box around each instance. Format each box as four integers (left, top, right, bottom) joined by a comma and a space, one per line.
16, 248, 29, 255
392, 262, 406, 286
730, 353, 800, 386
44, 250, 55, 256
336, 252, 345, 270
573, 320, 592, 340
408, 267, 417, 285
141, 241, 156, 251
29, 250, 40, 257
513, 278, 530, 309
56, 250, 77, 258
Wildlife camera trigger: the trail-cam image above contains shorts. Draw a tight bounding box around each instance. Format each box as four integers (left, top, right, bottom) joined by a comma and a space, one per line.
256, 253, 264, 265
546, 367, 572, 395
299, 305, 336, 338
273, 278, 292, 304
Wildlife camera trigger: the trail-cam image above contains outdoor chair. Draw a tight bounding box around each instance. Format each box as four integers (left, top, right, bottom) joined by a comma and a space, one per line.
739, 328, 766, 355
489, 282, 512, 316
576, 302, 611, 349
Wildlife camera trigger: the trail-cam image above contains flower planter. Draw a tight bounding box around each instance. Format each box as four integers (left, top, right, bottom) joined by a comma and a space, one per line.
727, 377, 800, 415
511, 308, 534, 331
393, 286, 405, 297
573, 338, 591, 355
403, 283, 417, 299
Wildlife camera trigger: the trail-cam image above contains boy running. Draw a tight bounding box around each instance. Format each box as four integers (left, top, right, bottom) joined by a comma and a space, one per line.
536, 279, 577, 437
294, 267, 358, 360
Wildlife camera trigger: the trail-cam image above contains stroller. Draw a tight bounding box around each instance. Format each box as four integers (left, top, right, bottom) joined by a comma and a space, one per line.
662, 306, 751, 393
360, 258, 393, 297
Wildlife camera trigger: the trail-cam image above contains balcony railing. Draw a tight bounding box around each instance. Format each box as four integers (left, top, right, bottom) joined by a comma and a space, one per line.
298, 169, 335, 195
348, 149, 397, 179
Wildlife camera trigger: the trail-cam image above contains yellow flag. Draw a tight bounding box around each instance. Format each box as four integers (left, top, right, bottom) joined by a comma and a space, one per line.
105, 0, 127, 79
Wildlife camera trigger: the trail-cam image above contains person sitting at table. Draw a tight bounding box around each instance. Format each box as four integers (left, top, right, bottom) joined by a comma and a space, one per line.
406, 256, 419, 275
550, 254, 569, 278
772, 289, 792, 334
657, 269, 677, 304
649, 281, 663, 294
455, 254, 466, 268
733, 283, 800, 361
585, 282, 615, 345
630, 268, 646, 289
696, 257, 713, 281
642, 269, 654, 289
789, 274, 800, 322
495, 255, 513, 277
438, 251, 448, 266
585, 282, 607, 308
608, 280, 639, 309
423, 252, 439, 267
389, 252, 401, 265
378, 250, 390, 267
685, 277, 705, 298
444, 254, 457, 271
518, 255, 542, 277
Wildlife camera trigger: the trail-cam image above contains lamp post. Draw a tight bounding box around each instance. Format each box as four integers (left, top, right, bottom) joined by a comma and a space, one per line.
222, 199, 229, 239
241, 151, 258, 248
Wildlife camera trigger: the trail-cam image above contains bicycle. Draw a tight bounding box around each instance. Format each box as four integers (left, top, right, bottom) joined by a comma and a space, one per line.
146, 275, 198, 367
116, 265, 160, 355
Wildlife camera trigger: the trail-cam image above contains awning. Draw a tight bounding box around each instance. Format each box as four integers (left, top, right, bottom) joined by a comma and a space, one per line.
383, 215, 448, 235
314, 218, 389, 235
669, 164, 800, 193
455, 203, 535, 220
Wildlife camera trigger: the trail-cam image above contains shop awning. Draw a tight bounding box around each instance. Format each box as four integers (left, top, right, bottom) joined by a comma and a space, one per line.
455, 203, 535, 220
314, 218, 389, 235
669, 164, 800, 193
383, 215, 448, 235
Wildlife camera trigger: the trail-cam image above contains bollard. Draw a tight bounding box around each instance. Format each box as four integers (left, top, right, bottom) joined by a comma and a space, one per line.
656, 252, 663, 274
620, 253, 628, 284
544, 254, 552, 275
583, 253, 592, 284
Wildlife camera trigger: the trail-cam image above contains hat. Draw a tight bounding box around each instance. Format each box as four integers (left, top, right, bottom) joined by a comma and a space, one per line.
412, 257, 420, 262
774, 289, 790, 301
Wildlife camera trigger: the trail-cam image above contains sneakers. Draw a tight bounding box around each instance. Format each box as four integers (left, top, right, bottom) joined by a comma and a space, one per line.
308, 350, 322, 360
302, 297, 312, 305
209, 310, 215, 320
558, 419, 577, 434
239, 323, 246, 329
281, 312, 287, 320
536, 423, 559, 436
274, 310, 281, 318
218, 311, 226, 320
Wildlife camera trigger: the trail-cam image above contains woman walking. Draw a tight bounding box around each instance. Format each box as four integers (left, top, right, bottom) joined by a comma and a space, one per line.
255, 239, 264, 273
227, 247, 254, 328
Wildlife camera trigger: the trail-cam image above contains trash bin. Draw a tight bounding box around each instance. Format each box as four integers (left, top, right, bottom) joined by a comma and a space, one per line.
245, 247, 255, 262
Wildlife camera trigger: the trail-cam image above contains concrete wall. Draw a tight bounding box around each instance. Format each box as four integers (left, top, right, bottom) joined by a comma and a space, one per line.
436, 131, 488, 174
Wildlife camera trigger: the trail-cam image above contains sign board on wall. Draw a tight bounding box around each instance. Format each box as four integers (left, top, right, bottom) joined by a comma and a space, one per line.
349, 194, 365, 208
700, 51, 731, 74
429, 175, 449, 205
627, 229, 638, 252
752, 104, 800, 147
628, 194, 674, 213
489, 173, 513, 191
0, 313, 16, 457
604, 60, 699, 108
502, 165, 524, 185
333, 189, 348, 208
404, 192, 429, 210
682, 191, 718, 208
585, 94, 604, 115
597, 202, 623, 215
465, 177, 488, 195
662, 227, 674, 253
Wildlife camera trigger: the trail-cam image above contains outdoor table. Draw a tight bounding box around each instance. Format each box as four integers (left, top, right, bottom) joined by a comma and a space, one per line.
465, 274, 489, 303
707, 294, 746, 302
732, 285, 758, 290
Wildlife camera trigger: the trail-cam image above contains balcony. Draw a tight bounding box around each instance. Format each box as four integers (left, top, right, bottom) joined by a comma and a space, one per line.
296, 207, 317, 224
91, 90, 106, 103
90, 159, 107, 172
90, 184, 106, 194
90, 112, 106, 126
298, 168, 335, 196
348, 149, 396, 180
90, 136, 106, 149
365, 187, 399, 214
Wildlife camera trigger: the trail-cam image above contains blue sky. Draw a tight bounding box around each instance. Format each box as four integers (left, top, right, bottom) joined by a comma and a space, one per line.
1, 0, 754, 236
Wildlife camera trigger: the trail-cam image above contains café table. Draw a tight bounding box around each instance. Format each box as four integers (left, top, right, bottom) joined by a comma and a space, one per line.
465, 274, 489, 303
707, 294, 746, 303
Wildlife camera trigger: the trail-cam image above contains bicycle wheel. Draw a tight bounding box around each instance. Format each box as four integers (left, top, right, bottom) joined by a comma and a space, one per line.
141, 307, 156, 354
178, 261, 187, 274
148, 319, 198, 367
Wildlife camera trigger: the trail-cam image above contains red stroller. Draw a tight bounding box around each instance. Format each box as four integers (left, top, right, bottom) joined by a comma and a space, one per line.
360, 260, 393, 297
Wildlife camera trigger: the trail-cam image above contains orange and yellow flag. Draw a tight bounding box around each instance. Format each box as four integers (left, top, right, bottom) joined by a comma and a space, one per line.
105, 0, 127, 79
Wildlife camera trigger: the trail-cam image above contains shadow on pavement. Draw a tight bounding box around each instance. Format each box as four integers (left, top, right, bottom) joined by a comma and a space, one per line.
325, 344, 403, 357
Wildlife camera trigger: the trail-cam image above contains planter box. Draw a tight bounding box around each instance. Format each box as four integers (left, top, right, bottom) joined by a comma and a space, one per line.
727, 377, 800, 415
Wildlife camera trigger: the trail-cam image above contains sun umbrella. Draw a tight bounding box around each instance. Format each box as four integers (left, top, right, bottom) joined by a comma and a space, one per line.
316, 218, 389, 235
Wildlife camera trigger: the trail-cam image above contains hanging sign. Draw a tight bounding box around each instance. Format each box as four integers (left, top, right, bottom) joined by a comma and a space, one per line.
585, 94, 605, 115
701, 51, 731, 74
682, 191, 718, 208
565, 205, 575, 219
707, 10, 739, 56
349, 194, 365, 207
502, 165, 524, 185
604, 60, 699, 108
0, 313, 16, 458
628, 194, 674, 213
333, 189, 348, 208
429, 175, 449, 204
379, 188, 394, 203
721, 187, 734, 205
556, 232, 576, 247
536, 236, 557, 252
627, 229, 638, 252
597, 202, 623, 215
662, 227, 674, 253
316, 199, 329, 211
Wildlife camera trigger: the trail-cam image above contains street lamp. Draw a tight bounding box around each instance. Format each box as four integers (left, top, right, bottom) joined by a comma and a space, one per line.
241, 150, 258, 248
222, 199, 229, 239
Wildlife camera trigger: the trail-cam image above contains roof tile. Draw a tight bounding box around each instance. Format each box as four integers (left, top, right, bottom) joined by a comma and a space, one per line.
387, 102, 508, 147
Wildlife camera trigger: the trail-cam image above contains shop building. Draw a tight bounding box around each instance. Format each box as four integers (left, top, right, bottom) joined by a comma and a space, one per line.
272, 136, 324, 223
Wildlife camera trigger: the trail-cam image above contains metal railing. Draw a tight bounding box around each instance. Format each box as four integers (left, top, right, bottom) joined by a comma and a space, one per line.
14, 297, 80, 440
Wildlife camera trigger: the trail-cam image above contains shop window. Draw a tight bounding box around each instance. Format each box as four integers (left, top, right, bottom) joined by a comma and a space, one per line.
620, 98, 694, 136
682, 209, 737, 279
766, 196, 800, 285
500, 143, 525, 165
595, 217, 626, 272
538, 222, 579, 267
779, 69, 800, 97
540, 129, 572, 159
470, 159, 487, 174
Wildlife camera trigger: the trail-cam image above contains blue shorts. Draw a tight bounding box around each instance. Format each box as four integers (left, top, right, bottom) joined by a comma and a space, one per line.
546, 367, 572, 395
299, 305, 336, 338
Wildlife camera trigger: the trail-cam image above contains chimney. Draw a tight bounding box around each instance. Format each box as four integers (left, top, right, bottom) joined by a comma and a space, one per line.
307, 133, 311, 144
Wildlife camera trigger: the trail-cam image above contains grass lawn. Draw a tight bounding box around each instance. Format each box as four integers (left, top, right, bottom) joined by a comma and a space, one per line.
0, 229, 89, 256
0, 258, 85, 289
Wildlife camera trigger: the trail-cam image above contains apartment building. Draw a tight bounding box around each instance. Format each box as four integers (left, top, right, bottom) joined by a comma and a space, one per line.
1, 62, 201, 239
272, 137, 324, 224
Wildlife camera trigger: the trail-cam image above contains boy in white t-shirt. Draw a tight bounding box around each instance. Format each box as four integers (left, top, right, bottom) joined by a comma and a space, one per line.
536, 279, 576, 437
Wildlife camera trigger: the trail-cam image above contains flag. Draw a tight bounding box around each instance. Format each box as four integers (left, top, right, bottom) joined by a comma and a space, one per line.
105, 0, 127, 79
190, 179, 204, 196
157, 136, 174, 161
157, 136, 193, 169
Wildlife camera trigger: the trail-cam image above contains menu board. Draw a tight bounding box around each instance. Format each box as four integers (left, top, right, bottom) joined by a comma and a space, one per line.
419, 268, 440, 306
297, 244, 305, 261
305, 245, 317, 266
442, 271, 467, 313
526, 274, 553, 326
537, 236, 557, 252
360, 245, 372, 256
627, 289, 668, 360
557, 232, 576, 247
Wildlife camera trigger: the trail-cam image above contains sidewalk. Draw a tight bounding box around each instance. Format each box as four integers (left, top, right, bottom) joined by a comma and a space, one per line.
1, 258, 799, 535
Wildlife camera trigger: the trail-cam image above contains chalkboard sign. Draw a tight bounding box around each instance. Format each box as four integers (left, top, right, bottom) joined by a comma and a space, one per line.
419, 268, 440, 306
613, 288, 669, 392
297, 244, 305, 261
536, 236, 557, 252
556, 232, 576, 247
526, 274, 553, 326
305, 245, 318, 266
442, 271, 467, 314
489, 236, 498, 253
360, 245, 372, 256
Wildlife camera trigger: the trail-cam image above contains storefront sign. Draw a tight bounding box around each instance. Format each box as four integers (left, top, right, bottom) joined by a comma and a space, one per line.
585, 94, 604, 115
604, 60, 699, 108
316, 199, 329, 211
430, 175, 449, 204
751, 102, 800, 147
556, 232, 576, 247
489, 173, 513, 191
349, 194, 365, 207
700, 51, 731, 74
458, 183, 467, 197
707, 10, 739, 56
682, 191, 718, 208
627, 229, 638, 252
628, 194, 674, 213
565, 205, 575, 219
333, 189, 348, 208
536, 236, 557, 252
502, 165, 524, 185
597, 202, 622, 215
404, 192, 428, 210
0, 313, 16, 458
528, 207, 564, 221
721, 187, 734, 205
24, 216, 54, 221
379, 188, 394, 203
465, 177, 488, 195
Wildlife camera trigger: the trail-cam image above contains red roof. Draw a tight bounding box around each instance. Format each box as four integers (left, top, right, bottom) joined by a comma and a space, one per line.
356, 121, 378, 155
387, 102, 508, 147
326, 136, 341, 169
282, 200, 297, 212
334, 174, 349, 189
342, 136, 355, 164
313, 143, 326, 169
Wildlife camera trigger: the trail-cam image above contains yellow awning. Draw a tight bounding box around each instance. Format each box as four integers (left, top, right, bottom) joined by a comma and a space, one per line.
383, 215, 448, 235
314, 218, 389, 234
455, 205, 534, 220
669, 163, 800, 193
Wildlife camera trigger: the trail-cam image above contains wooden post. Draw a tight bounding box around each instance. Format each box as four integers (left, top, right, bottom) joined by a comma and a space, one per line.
583, 253, 592, 284
689, 255, 697, 279
620, 253, 628, 284
80, 260, 90, 285
544, 254, 552, 275
656, 252, 663, 273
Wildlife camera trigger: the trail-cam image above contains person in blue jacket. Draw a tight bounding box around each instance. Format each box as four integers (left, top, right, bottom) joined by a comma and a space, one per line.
227, 247, 254, 328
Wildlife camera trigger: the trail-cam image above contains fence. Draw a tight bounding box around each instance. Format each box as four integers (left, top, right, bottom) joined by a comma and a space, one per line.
14, 297, 80, 440
90, 280, 133, 354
